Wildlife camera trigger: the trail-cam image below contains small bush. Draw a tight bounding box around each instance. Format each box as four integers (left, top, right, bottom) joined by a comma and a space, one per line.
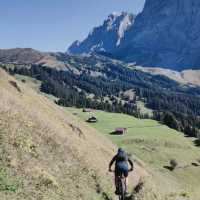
13, 136, 38, 157
170, 159, 178, 170
134, 179, 145, 193
180, 191, 190, 198
36, 170, 58, 189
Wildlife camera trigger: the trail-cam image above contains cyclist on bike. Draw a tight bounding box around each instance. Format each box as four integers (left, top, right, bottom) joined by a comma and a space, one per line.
109, 148, 134, 194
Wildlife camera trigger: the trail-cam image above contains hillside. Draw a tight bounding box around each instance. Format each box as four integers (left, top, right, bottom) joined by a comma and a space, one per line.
0, 48, 67, 70
135, 66, 200, 86
0, 68, 116, 199
0, 68, 159, 200
1, 48, 200, 138
67, 107, 200, 200
0, 48, 44, 64
1, 48, 200, 86
1, 63, 200, 199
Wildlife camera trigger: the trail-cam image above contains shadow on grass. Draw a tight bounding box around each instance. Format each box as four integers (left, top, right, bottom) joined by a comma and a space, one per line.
109, 132, 124, 135
123, 181, 144, 200
163, 166, 174, 171
124, 195, 133, 200
193, 139, 200, 147
191, 162, 200, 167
113, 193, 134, 200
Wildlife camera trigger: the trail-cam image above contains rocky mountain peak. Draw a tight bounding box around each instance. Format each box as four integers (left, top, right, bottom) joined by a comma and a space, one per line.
68, 0, 200, 70
68, 12, 135, 54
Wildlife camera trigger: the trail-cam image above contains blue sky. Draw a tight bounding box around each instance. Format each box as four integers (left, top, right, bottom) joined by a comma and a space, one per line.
0, 0, 145, 52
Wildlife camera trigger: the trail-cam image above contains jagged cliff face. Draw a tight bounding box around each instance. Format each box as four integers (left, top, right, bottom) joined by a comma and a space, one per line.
68, 0, 200, 70
116, 0, 200, 70
68, 12, 135, 54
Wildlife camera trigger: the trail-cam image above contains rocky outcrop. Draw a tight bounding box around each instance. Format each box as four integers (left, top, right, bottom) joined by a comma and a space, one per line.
115, 0, 200, 70
69, 0, 200, 70
68, 12, 135, 54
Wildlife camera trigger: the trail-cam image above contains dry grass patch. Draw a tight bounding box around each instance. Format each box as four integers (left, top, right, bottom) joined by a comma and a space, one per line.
0, 68, 116, 199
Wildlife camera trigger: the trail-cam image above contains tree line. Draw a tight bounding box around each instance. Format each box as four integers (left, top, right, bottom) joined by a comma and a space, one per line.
3, 61, 200, 138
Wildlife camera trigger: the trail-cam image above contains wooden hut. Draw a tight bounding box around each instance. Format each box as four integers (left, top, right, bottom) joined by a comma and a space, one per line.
83, 108, 91, 113
87, 116, 98, 123
114, 128, 127, 135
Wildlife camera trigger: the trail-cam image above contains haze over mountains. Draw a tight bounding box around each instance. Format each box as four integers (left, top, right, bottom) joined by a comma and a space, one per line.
68, 0, 200, 71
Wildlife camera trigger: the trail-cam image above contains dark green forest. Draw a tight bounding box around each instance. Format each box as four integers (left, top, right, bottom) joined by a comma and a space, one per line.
3, 62, 200, 138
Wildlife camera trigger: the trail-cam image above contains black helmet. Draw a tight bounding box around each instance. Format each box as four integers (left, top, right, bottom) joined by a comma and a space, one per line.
117, 148, 123, 153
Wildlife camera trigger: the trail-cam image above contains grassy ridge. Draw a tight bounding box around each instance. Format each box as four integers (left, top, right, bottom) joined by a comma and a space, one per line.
67, 107, 200, 199
0, 69, 118, 200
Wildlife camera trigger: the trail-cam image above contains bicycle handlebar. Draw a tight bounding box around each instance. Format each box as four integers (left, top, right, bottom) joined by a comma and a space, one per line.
109, 169, 133, 173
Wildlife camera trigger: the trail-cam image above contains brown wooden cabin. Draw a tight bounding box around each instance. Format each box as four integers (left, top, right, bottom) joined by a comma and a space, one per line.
114, 128, 127, 135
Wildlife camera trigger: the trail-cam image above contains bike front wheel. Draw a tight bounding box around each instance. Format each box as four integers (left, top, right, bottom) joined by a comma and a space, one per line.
118, 178, 126, 200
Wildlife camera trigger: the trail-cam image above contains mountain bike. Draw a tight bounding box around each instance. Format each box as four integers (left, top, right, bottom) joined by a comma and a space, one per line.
110, 169, 132, 200
117, 172, 127, 200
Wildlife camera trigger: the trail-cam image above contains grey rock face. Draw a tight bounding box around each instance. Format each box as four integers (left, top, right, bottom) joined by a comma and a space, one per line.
69, 0, 200, 70
68, 12, 135, 54
116, 0, 200, 70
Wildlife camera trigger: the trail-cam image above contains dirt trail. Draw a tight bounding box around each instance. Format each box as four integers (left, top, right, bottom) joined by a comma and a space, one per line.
129, 162, 150, 188
108, 155, 150, 197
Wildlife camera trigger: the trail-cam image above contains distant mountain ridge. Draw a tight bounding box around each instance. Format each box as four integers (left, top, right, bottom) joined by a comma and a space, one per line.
0, 48, 44, 64
68, 0, 200, 71
68, 12, 135, 54
0, 48, 67, 70
1, 48, 200, 86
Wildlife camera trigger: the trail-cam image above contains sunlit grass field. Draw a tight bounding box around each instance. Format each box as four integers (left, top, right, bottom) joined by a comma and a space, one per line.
66, 107, 200, 198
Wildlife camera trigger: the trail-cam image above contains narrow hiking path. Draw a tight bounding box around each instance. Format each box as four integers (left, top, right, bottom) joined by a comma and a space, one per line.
108, 155, 150, 200
129, 162, 150, 188
111, 166, 150, 200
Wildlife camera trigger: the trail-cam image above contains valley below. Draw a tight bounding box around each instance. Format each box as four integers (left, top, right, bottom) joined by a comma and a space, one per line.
0, 66, 200, 199
66, 107, 200, 199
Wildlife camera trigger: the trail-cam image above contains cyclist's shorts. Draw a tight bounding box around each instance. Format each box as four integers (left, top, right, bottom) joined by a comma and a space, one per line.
115, 162, 128, 177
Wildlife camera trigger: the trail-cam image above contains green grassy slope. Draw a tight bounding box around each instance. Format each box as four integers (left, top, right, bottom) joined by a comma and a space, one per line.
14, 74, 42, 92
67, 107, 200, 199
14, 74, 59, 102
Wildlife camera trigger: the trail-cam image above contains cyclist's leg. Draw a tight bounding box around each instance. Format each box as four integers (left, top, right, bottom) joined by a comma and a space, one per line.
115, 167, 120, 194
121, 164, 129, 193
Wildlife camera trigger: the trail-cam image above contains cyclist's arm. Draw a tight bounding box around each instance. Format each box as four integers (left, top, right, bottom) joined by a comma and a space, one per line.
109, 155, 116, 171
128, 158, 134, 170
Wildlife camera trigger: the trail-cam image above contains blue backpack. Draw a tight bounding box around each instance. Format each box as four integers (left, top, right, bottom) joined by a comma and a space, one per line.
116, 149, 128, 162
